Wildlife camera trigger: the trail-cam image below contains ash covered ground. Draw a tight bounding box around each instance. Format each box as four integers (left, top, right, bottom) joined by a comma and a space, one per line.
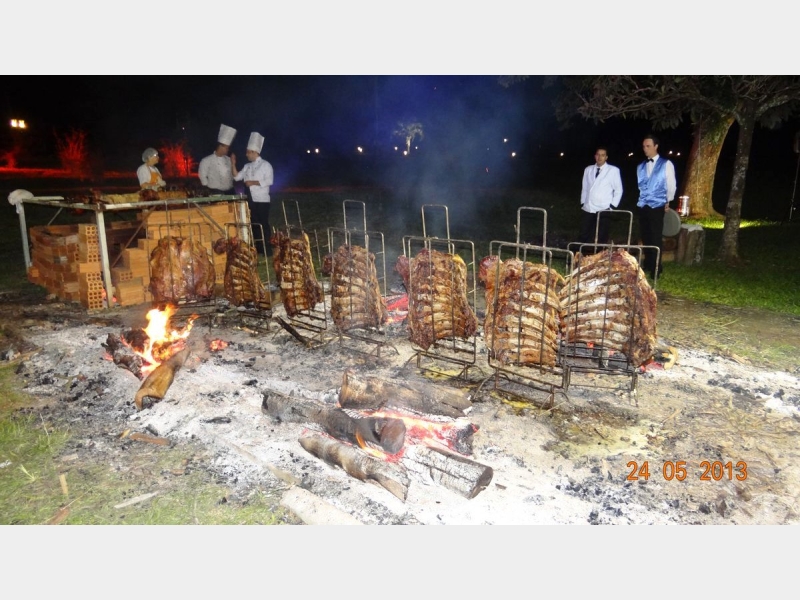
4, 292, 800, 526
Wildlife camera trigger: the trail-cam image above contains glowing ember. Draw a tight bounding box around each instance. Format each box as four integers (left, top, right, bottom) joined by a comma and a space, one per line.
368, 409, 475, 455
209, 339, 229, 351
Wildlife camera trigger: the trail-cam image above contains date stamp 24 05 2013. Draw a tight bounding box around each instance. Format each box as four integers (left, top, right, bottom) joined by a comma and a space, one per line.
626, 460, 748, 482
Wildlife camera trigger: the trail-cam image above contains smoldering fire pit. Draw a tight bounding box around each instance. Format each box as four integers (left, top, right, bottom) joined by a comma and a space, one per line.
9, 292, 800, 525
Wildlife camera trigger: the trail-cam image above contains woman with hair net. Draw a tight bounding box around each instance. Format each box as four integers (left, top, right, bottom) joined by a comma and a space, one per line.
137, 147, 167, 191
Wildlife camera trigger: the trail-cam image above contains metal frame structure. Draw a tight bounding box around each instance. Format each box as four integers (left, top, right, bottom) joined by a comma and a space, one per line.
275, 199, 329, 345
326, 200, 394, 358
16, 194, 248, 311
402, 204, 478, 380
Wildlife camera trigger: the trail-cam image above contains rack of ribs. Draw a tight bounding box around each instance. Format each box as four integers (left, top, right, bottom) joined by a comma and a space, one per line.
212, 236, 269, 309
271, 230, 323, 318
328, 244, 388, 332
397, 248, 478, 351
559, 248, 657, 367
479, 255, 564, 367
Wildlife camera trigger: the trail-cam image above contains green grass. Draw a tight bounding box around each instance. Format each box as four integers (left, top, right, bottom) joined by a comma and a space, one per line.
0, 364, 291, 525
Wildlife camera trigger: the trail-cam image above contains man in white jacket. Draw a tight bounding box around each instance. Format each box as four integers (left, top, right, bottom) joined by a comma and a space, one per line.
198, 124, 236, 194
578, 146, 623, 250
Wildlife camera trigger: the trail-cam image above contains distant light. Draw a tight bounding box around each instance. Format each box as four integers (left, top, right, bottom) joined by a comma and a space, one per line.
306, 149, 311, 154
511, 152, 516, 157
676, 152, 681, 157
669, 150, 673, 155
11, 119, 26, 129
560, 152, 564, 157
403, 150, 408, 156
628, 152, 634, 157
503, 138, 508, 143
414, 146, 418, 150
485, 167, 489, 173
357, 147, 363, 153
314, 148, 319, 154
394, 146, 398, 151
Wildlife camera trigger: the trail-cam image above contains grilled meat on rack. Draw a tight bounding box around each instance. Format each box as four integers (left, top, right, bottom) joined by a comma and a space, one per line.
329, 244, 388, 331
397, 248, 478, 350
559, 248, 657, 367
149, 236, 216, 303
271, 230, 323, 317
213, 236, 269, 309
480, 256, 564, 367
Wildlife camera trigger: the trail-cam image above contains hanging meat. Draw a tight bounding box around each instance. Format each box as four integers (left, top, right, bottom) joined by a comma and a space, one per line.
559, 248, 658, 367
397, 248, 478, 350
479, 256, 564, 367
271, 230, 323, 317
149, 236, 216, 303
212, 236, 269, 309
327, 244, 388, 331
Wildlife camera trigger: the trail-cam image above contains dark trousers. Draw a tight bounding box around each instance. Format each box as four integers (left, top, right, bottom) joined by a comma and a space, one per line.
248, 199, 272, 256
638, 205, 664, 279
578, 210, 612, 251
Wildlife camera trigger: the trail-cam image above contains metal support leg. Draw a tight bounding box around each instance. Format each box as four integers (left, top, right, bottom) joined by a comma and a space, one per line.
95, 210, 114, 308
17, 204, 31, 268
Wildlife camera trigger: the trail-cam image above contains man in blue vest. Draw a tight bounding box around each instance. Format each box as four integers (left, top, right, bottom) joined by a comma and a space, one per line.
636, 134, 676, 280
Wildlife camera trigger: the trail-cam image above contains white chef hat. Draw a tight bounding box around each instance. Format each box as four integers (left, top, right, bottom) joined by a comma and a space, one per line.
247, 132, 264, 153
218, 124, 237, 145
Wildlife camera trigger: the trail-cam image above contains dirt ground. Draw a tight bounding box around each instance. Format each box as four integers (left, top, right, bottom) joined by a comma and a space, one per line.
1, 286, 799, 525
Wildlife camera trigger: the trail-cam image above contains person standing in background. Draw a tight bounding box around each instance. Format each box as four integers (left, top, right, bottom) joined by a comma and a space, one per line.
198, 124, 236, 194
636, 134, 677, 281
232, 132, 274, 256
137, 147, 166, 191
578, 146, 623, 251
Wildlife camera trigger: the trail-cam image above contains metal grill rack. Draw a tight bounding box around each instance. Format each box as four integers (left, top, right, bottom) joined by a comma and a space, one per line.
563, 210, 661, 400
149, 218, 218, 319
273, 200, 329, 346
402, 204, 478, 381
483, 208, 573, 405
325, 200, 395, 358
211, 221, 274, 331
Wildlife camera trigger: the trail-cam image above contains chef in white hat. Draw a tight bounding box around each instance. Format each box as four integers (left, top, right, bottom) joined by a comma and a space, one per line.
197, 124, 236, 194
232, 132, 274, 256
137, 147, 166, 191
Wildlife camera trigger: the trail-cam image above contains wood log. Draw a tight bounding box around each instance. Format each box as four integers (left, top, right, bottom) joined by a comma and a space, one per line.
262, 390, 406, 454
339, 369, 472, 418
299, 434, 410, 501
676, 224, 705, 266
401, 444, 493, 499
102, 333, 144, 379
134, 347, 190, 411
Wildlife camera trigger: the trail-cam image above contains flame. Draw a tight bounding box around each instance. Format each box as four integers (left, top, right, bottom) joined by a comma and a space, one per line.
209, 339, 229, 351
126, 305, 197, 376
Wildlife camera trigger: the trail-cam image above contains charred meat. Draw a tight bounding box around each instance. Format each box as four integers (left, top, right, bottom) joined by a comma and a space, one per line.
149, 236, 216, 303
401, 248, 478, 350
271, 230, 323, 317
213, 236, 270, 309
329, 244, 388, 331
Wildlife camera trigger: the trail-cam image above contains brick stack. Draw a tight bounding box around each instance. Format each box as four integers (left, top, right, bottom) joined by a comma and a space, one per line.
26, 201, 244, 310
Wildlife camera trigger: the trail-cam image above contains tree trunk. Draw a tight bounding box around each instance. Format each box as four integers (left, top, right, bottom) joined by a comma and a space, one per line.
718, 107, 756, 263
680, 114, 733, 218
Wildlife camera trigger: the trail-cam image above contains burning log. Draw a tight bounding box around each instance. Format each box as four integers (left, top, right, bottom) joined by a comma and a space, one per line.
262, 390, 406, 454
135, 347, 190, 411
401, 444, 493, 499
299, 434, 410, 501
102, 333, 143, 379
339, 369, 472, 418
